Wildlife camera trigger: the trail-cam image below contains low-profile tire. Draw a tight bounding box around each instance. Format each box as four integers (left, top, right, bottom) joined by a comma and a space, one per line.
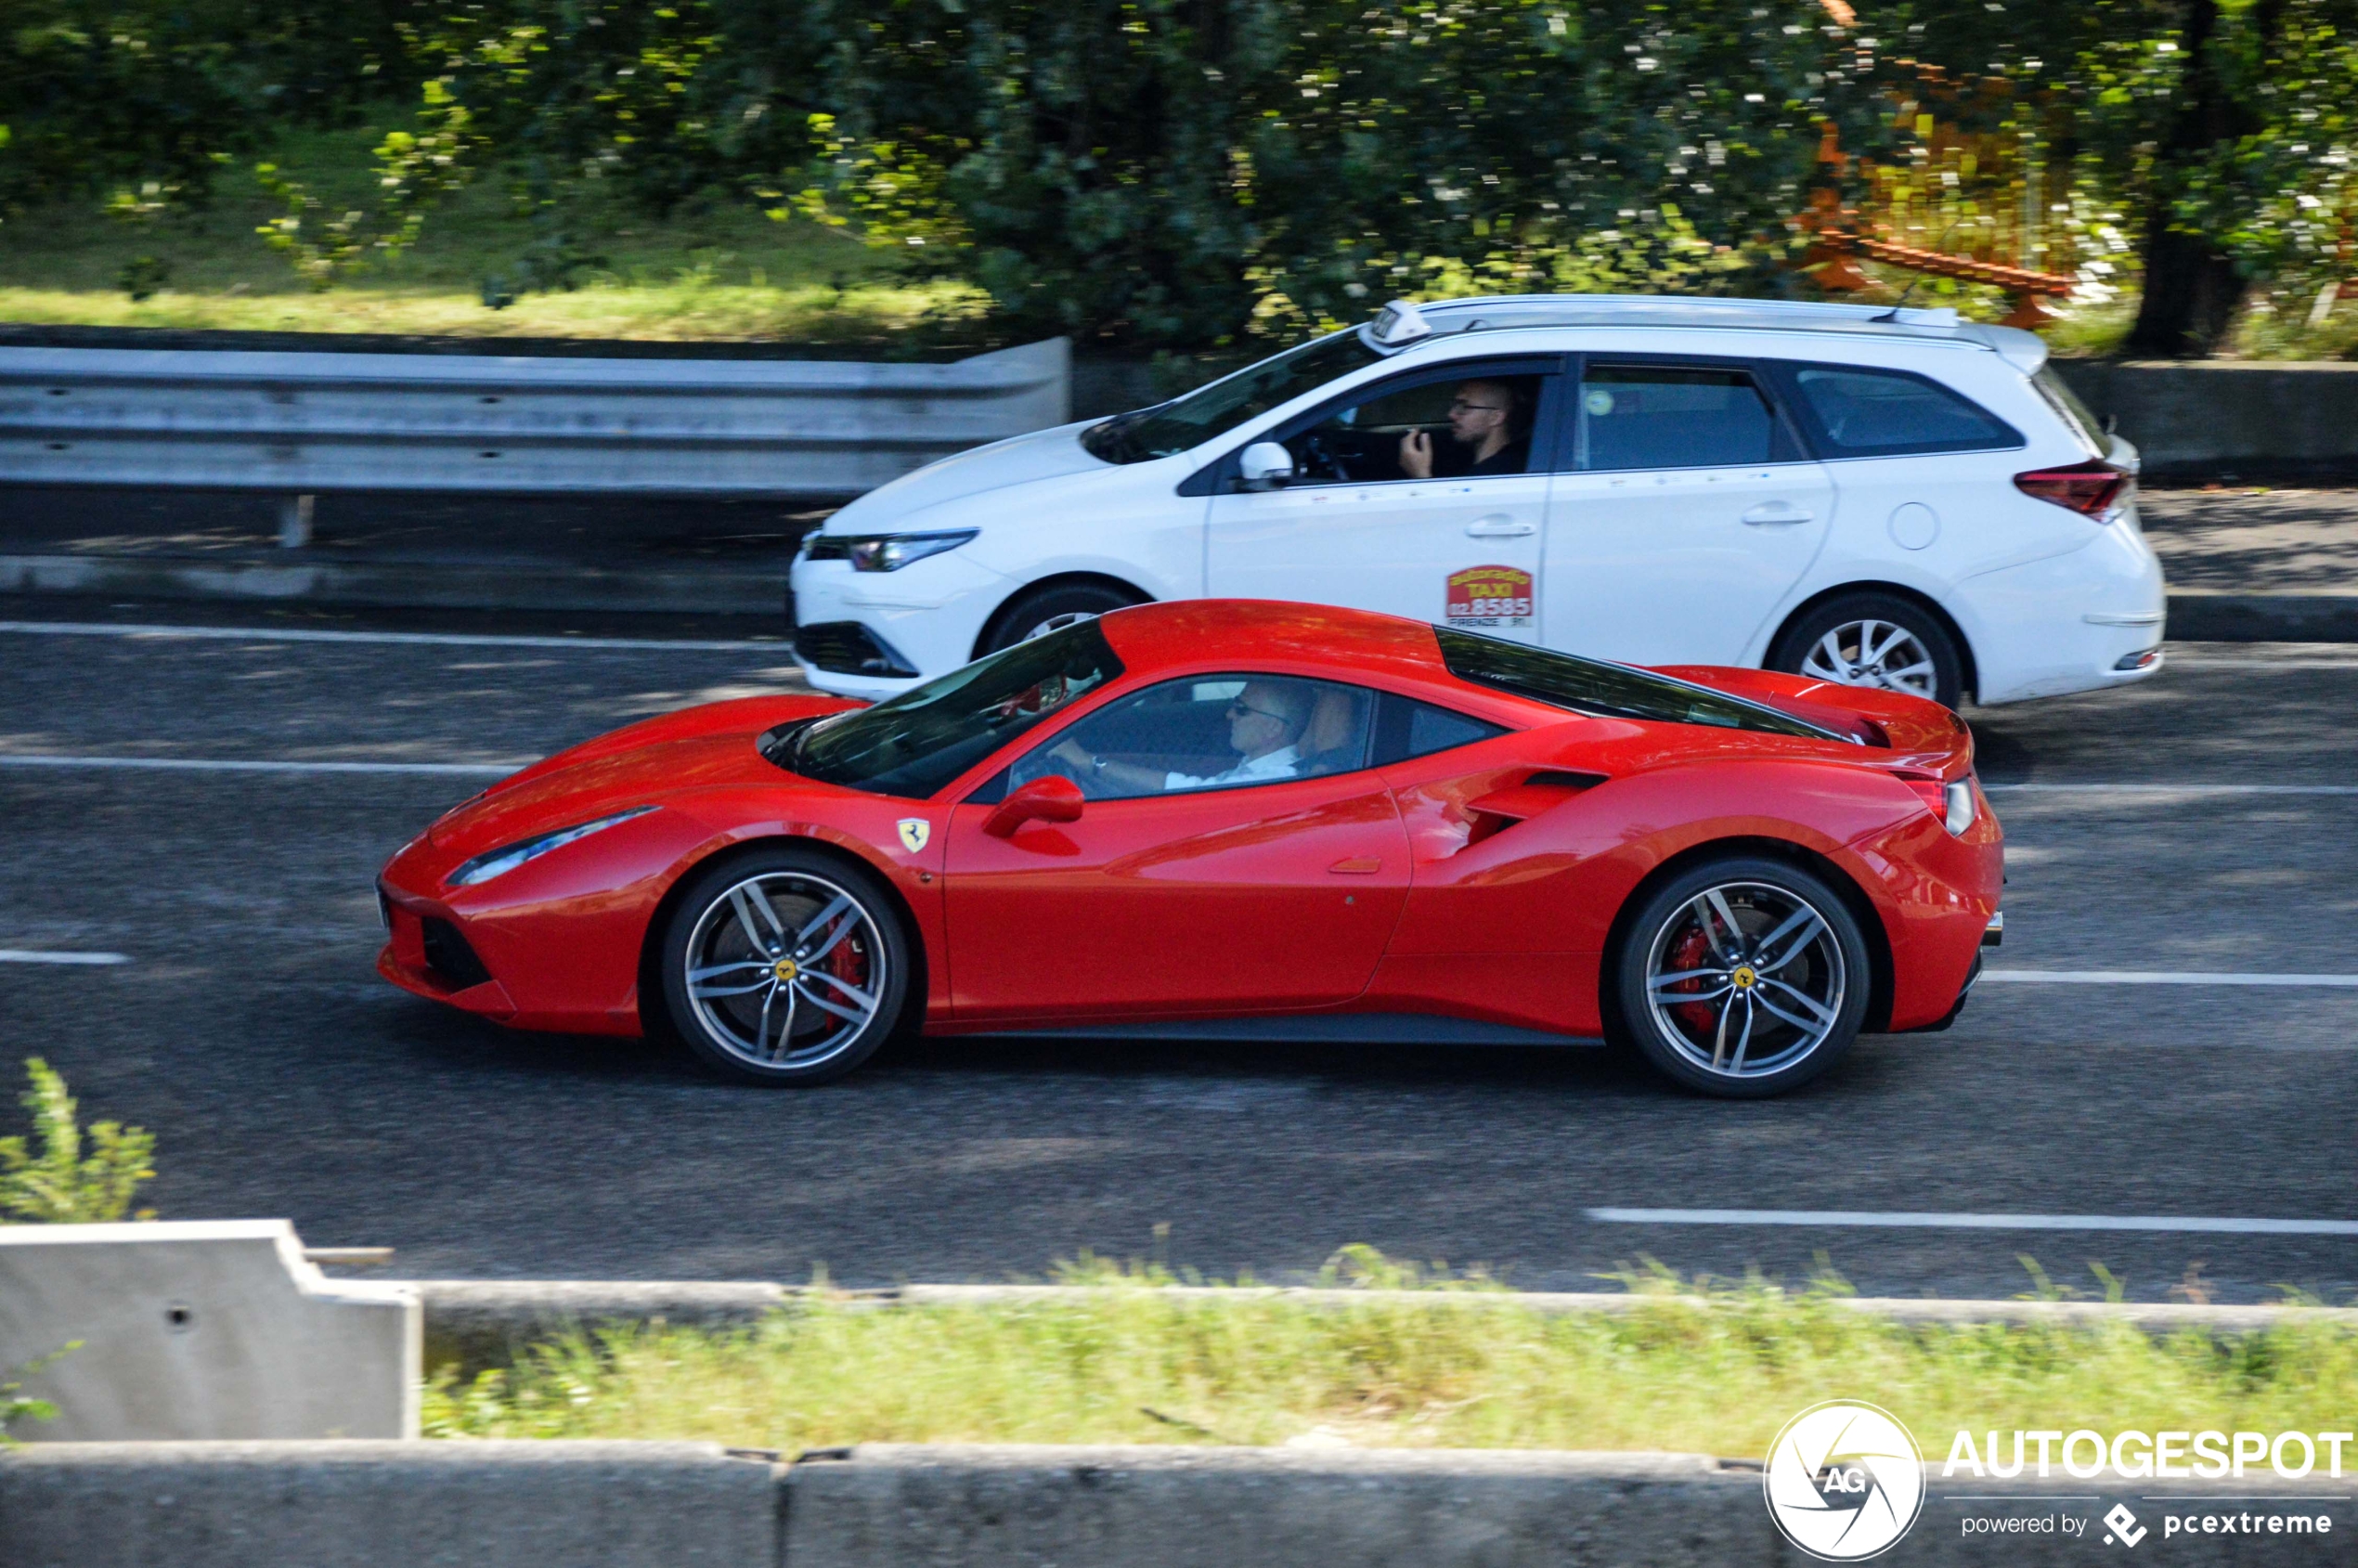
1613, 855, 1872, 1099
659, 846, 912, 1086
1767, 590, 1965, 710
977, 579, 1146, 657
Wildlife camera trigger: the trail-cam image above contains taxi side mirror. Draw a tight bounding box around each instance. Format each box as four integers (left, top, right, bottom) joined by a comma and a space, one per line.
1237, 441, 1296, 492
985, 774, 1085, 837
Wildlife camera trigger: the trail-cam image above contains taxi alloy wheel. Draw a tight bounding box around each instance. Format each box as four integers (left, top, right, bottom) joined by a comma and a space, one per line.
1769, 591, 1964, 710
978, 581, 1145, 656
661, 849, 912, 1085
1614, 856, 1872, 1099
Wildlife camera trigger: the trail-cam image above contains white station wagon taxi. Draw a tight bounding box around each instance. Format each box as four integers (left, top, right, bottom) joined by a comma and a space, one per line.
788, 295, 2166, 710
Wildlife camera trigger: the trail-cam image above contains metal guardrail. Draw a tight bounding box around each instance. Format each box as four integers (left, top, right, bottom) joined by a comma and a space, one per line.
0, 337, 1070, 508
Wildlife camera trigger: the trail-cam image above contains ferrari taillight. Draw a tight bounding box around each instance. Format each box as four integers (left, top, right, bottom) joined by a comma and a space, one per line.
2015, 460, 2129, 519
1899, 774, 1976, 836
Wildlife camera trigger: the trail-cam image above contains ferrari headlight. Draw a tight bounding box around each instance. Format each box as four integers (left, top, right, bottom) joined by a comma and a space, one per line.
446, 806, 658, 888
849, 530, 978, 573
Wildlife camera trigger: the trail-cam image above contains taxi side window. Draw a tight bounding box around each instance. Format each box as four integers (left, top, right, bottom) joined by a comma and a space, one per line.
1282, 369, 1549, 486
1574, 365, 1798, 471
1781, 364, 2023, 458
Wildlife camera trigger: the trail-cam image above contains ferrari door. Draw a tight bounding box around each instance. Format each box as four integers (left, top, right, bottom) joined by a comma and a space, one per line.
1542, 358, 1834, 666
941, 675, 1409, 1023
1205, 357, 1563, 644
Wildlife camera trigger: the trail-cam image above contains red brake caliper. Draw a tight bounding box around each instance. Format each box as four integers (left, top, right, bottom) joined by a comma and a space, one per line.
824, 925, 866, 1025
1665, 927, 1717, 1036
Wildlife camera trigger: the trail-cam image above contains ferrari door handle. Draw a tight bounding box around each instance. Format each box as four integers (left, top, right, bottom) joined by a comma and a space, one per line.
1328, 857, 1382, 875
1465, 514, 1536, 538
1741, 501, 1815, 525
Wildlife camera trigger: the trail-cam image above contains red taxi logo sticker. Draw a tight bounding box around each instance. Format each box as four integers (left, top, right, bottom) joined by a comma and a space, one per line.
1445, 564, 1534, 628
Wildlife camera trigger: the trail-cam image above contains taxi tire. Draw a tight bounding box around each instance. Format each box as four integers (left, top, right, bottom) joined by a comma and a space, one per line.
1767, 590, 1965, 710
978, 580, 1146, 657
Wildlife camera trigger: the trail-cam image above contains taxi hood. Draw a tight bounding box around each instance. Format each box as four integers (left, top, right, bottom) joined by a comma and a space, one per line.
819, 421, 1108, 533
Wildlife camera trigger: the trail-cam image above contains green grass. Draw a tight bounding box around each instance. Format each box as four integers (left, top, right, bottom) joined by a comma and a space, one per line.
0, 120, 985, 347
421, 1257, 2358, 1455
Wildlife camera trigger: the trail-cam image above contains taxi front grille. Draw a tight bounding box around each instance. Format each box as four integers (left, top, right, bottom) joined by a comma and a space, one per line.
794, 620, 918, 678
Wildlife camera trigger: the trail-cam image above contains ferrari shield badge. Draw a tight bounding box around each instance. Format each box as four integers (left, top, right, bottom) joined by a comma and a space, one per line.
896, 818, 931, 853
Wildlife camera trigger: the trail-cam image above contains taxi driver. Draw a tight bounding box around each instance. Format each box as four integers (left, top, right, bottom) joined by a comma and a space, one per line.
1399, 379, 1528, 479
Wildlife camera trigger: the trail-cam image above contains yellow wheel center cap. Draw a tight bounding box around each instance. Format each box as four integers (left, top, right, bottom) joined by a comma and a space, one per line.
772, 958, 800, 982
1730, 965, 1757, 990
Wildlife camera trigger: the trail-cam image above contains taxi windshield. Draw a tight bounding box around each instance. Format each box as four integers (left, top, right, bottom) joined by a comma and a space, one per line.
771, 620, 1123, 798
1082, 330, 1382, 463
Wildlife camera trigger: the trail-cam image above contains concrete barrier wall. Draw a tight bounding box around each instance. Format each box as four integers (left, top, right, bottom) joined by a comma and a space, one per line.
0, 1221, 417, 1440
0, 1441, 777, 1568
2049, 359, 2358, 478
6, 1441, 2351, 1567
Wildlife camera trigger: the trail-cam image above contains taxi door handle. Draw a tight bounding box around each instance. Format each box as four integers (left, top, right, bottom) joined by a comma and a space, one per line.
1465, 514, 1536, 538
1328, 857, 1383, 875
1741, 501, 1815, 525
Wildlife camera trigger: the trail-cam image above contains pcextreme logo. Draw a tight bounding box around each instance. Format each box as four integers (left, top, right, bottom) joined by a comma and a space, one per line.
1765, 1400, 1927, 1562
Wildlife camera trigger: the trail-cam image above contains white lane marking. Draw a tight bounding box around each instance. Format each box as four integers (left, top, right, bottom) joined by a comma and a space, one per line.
1980, 970, 2358, 987
0, 755, 512, 778
1587, 1208, 2358, 1236
2166, 657, 2358, 671
1986, 783, 2358, 797
0, 949, 130, 965
0, 620, 788, 654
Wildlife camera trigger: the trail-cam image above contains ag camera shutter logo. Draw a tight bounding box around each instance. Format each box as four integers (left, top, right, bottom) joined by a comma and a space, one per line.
1764, 1400, 1926, 1561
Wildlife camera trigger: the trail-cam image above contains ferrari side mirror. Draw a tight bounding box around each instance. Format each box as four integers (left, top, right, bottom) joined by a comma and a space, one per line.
1237, 441, 1296, 492
984, 774, 1085, 837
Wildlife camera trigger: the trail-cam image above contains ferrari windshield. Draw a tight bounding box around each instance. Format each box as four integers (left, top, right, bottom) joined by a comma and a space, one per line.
774, 620, 1123, 798
1081, 330, 1382, 463
1435, 628, 1845, 740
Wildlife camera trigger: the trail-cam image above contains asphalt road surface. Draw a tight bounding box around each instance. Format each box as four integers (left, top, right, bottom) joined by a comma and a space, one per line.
4, 596, 2354, 1302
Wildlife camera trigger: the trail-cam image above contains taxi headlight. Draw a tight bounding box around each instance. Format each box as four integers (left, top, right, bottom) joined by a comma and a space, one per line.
446, 806, 658, 888
849, 530, 978, 573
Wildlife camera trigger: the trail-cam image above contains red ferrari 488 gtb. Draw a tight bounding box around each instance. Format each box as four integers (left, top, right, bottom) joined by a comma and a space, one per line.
378, 601, 2001, 1097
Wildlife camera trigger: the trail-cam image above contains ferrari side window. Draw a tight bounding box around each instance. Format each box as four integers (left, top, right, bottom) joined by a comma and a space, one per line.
1370, 692, 1508, 766
1009, 675, 1376, 801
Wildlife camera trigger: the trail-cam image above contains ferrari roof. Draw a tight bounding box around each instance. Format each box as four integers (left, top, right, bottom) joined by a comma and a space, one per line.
1093, 599, 1450, 684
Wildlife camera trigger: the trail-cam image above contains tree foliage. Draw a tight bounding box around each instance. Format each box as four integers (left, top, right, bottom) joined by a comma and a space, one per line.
3, 0, 2354, 350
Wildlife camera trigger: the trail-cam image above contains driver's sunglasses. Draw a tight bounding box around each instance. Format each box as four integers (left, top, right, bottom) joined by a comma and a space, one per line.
1449, 398, 1509, 414
1226, 698, 1287, 722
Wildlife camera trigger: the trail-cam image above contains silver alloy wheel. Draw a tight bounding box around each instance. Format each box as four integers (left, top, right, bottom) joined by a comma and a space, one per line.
681, 872, 887, 1070
1643, 880, 1847, 1082
1020, 610, 1099, 642
1798, 618, 1939, 698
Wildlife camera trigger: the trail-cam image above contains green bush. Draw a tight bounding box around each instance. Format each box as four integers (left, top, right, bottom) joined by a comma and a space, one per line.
0, 1057, 157, 1225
